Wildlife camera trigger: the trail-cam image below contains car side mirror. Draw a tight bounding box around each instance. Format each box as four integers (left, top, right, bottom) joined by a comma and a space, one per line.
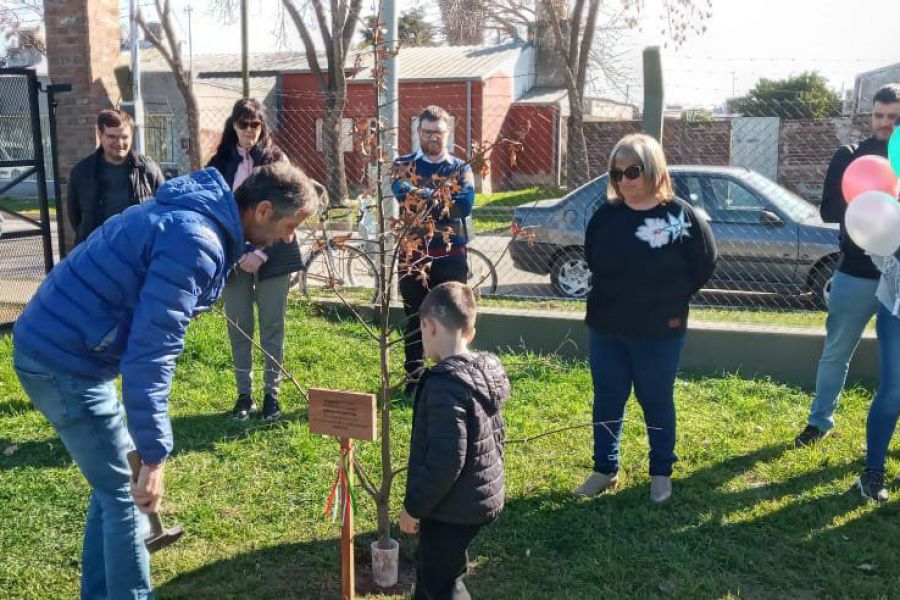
760, 210, 784, 226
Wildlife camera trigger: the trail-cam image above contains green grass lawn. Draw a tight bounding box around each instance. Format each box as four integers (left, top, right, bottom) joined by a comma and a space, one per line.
0, 196, 57, 218
474, 186, 565, 209
1, 299, 898, 598
473, 186, 564, 233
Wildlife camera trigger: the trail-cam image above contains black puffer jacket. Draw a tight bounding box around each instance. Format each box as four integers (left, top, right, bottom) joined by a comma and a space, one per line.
66, 149, 164, 245
207, 144, 303, 281
405, 352, 509, 525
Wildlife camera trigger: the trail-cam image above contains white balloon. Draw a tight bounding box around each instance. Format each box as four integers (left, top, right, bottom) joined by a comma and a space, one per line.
846, 191, 900, 257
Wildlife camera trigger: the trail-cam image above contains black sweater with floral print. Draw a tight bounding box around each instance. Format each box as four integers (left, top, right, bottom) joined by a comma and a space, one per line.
584, 197, 717, 338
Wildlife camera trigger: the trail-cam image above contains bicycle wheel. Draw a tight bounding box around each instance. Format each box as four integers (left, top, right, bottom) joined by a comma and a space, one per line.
301, 243, 380, 303
466, 248, 498, 295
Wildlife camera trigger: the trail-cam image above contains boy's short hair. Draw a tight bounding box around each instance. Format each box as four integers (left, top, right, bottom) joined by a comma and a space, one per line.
419, 281, 477, 335
97, 108, 134, 133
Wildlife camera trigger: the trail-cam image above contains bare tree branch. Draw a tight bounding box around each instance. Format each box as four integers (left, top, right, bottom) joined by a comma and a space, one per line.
282, 0, 327, 92
575, 0, 599, 98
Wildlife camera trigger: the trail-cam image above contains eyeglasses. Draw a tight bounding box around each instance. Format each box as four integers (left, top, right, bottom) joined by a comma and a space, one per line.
420, 128, 447, 139
237, 120, 262, 131
610, 164, 645, 182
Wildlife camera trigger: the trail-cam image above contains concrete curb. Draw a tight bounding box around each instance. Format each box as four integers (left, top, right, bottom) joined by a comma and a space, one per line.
312, 299, 878, 387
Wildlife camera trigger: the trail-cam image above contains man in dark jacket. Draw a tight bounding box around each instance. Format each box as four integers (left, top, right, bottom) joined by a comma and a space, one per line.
66, 108, 165, 245
795, 83, 900, 447
392, 105, 476, 396
13, 162, 318, 598
399, 282, 509, 600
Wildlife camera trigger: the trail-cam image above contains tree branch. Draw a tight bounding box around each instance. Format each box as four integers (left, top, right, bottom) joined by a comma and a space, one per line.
215, 307, 310, 402
568, 0, 586, 74
575, 0, 599, 101
544, 0, 579, 93
282, 0, 328, 92
354, 459, 380, 500
136, 8, 180, 80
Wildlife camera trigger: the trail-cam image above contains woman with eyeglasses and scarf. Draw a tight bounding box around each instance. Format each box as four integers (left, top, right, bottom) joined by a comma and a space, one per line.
574, 133, 717, 504
208, 98, 303, 421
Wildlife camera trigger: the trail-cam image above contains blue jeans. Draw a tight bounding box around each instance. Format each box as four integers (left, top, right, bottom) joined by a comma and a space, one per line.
13, 349, 153, 600
588, 328, 686, 477
807, 270, 879, 432
866, 304, 900, 471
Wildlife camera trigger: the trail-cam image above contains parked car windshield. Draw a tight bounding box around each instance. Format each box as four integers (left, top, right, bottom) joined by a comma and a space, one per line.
742, 171, 818, 222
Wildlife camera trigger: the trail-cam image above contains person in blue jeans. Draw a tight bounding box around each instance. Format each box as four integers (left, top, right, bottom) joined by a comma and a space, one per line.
575, 133, 717, 503
13, 163, 318, 598
858, 250, 900, 502
795, 84, 900, 447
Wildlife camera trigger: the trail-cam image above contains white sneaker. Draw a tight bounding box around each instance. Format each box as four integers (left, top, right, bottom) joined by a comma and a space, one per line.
574, 472, 619, 497
650, 476, 672, 503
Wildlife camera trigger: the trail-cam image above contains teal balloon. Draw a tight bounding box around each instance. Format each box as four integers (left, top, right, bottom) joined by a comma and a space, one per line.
890, 127, 900, 179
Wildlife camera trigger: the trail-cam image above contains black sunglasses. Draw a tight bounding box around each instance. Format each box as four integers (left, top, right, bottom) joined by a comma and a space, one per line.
236, 120, 262, 130
610, 164, 644, 182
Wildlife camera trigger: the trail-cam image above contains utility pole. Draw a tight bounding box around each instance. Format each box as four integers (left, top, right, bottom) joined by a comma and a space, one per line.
379, 0, 399, 221
129, 0, 144, 153
241, 0, 249, 98
184, 3, 194, 83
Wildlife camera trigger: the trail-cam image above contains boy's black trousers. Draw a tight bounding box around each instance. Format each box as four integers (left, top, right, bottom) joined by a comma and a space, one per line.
414, 518, 482, 600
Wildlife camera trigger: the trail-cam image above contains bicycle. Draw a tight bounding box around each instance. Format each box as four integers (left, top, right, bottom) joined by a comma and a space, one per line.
353, 201, 498, 296
289, 193, 381, 304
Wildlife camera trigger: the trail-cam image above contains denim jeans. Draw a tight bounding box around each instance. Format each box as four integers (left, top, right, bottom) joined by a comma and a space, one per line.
13, 349, 153, 600
588, 328, 686, 477
866, 304, 900, 471
807, 270, 879, 432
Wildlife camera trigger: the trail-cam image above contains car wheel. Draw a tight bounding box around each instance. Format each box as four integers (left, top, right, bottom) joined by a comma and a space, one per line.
809, 256, 838, 309
550, 249, 592, 299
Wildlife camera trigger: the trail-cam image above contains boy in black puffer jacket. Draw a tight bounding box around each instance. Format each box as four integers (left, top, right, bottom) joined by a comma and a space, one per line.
399, 281, 510, 600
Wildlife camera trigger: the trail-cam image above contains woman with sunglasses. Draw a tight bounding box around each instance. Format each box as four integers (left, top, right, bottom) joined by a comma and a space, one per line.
208, 98, 303, 421
575, 133, 717, 503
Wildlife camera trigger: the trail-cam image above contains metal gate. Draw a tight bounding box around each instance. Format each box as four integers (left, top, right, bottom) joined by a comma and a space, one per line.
0, 68, 65, 329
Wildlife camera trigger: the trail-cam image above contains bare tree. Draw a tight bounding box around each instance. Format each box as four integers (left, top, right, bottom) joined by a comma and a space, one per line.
437, 0, 486, 45
135, 1, 203, 170
282, 0, 363, 207
541, 0, 711, 188
0, 1, 45, 59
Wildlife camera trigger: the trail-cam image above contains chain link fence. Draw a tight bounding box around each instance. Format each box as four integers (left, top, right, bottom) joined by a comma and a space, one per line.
129, 87, 890, 328
0, 69, 57, 326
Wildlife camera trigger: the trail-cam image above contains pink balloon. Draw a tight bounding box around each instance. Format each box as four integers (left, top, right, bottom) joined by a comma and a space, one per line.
843, 155, 900, 204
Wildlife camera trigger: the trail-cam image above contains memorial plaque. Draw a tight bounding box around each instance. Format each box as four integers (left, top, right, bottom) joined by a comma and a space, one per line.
308, 388, 377, 441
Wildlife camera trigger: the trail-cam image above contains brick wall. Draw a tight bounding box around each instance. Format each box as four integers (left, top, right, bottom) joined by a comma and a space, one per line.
778, 115, 870, 202
44, 0, 121, 250
583, 116, 875, 204
583, 118, 732, 175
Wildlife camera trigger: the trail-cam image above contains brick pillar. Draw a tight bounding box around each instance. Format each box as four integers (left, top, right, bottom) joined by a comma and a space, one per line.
44, 0, 121, 251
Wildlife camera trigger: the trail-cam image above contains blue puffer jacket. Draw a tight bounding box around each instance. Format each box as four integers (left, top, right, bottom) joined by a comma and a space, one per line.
14, 168, 243, 464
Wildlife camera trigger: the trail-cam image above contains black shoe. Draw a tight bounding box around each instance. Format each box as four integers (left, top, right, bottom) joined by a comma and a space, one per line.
231, 394, 257, 420
793, 425, 829, 448
262, 394, 282, 421
856, 468, 889, 503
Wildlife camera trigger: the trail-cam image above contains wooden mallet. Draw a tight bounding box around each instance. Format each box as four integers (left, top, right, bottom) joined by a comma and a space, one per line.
126, 451, 184, 553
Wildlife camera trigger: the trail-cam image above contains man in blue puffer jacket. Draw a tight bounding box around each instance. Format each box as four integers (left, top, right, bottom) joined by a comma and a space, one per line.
12, 162, 318, 599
